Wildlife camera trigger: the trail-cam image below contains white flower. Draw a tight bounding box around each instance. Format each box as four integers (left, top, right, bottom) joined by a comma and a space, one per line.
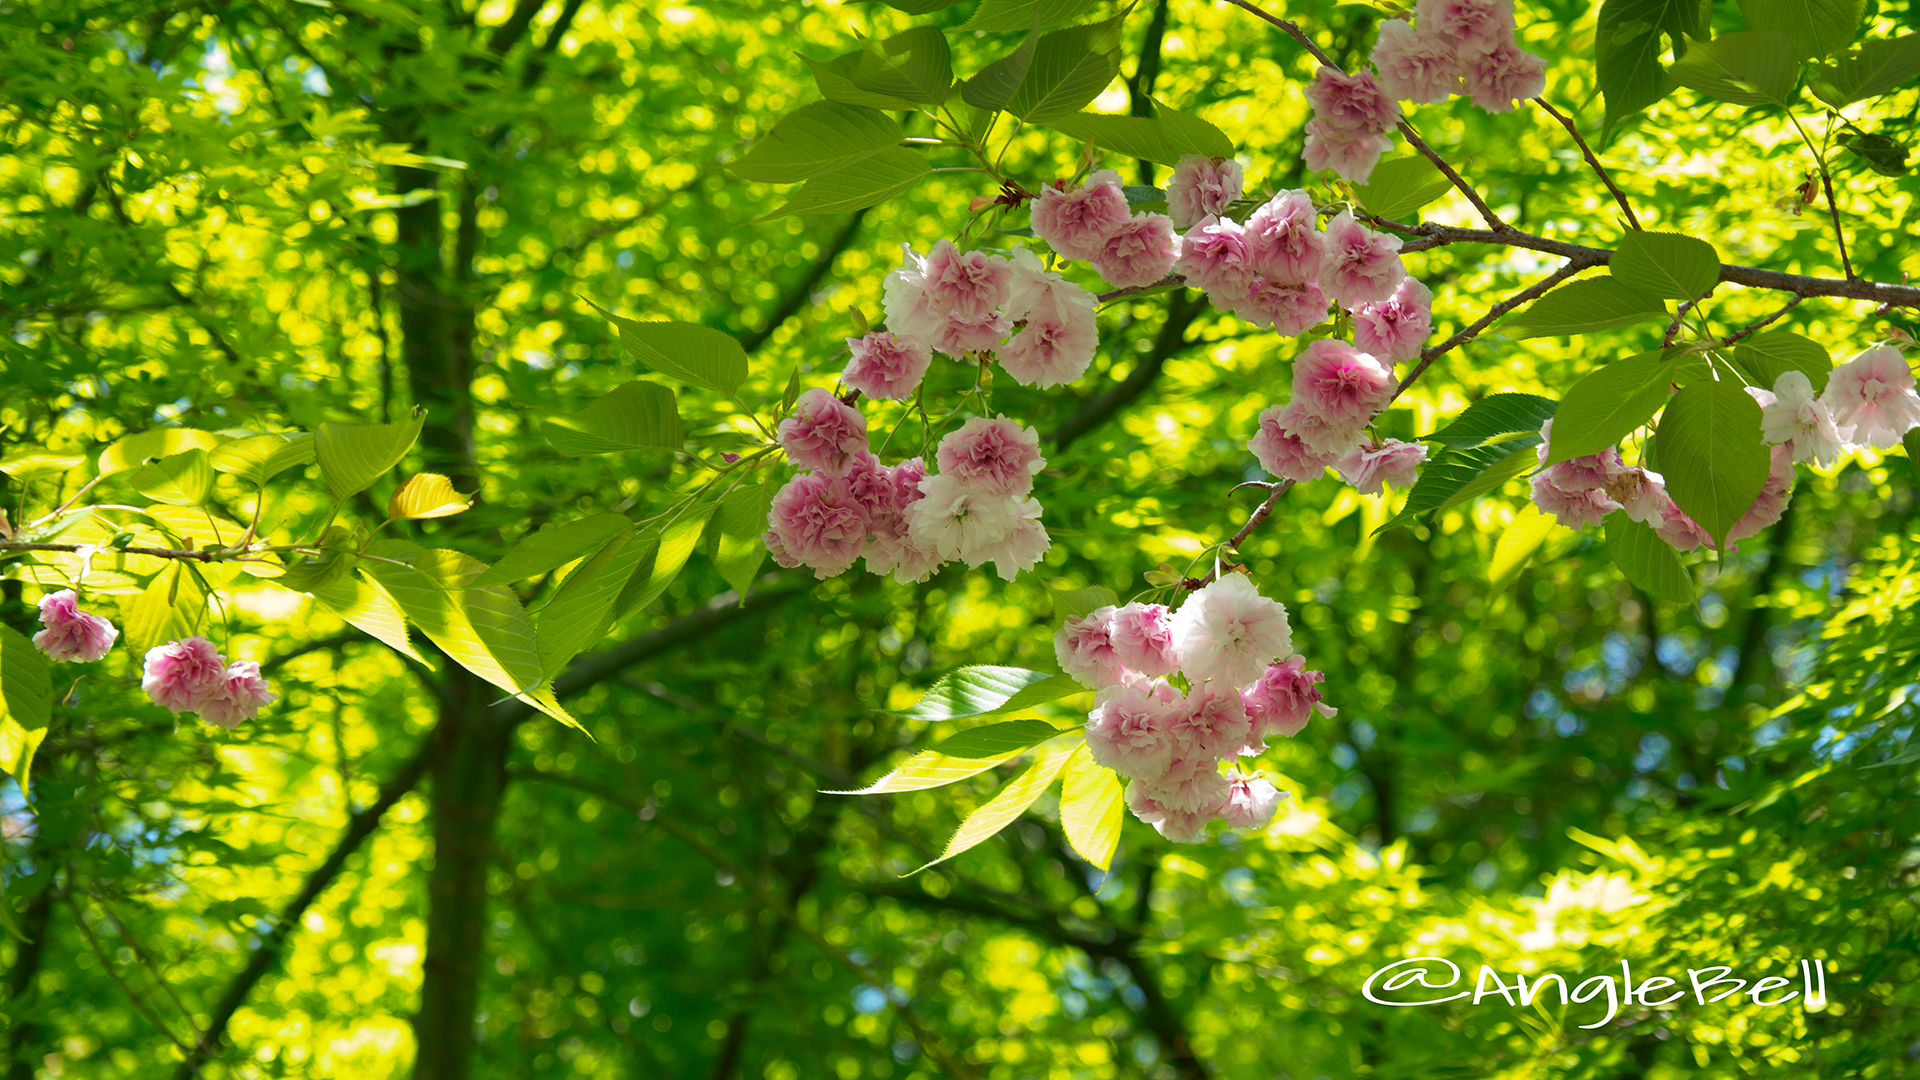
1762, 370, 1854, 467
1822, 345, 1920, 449
903, 473, 1019, 565
1167, 573, 1294, 688
978, 496, 1050, 581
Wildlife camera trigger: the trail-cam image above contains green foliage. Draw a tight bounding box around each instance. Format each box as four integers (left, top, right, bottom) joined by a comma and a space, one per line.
315, 414, 427, 501
1731, 330, 1833, 393
540, 381, 686, 456
1812, 33, 1920, 105
1668, 28, 1800, 106
1502, 276, 1669, 337
1605, 512, 1696, 601
1352, 155, 1454, 221
896, 665, 1081, 722
1738, 0, 1866, 59
1653, 379, 1771, 548
930, 717, 1066, 758
1610, 230, 1722, 300
1546, 348, 1681, 463
1380, 436, 1543, 531
0, 626, 50, 796
1041, 100, 1234, 166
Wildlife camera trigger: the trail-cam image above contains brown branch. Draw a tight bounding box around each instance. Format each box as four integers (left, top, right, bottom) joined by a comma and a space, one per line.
1393, 256, 1600, 398
0, 540, 224, 562
1533, 97, 1640, 231
1718, 295, 1803, 347
1663, 298, 1699, 347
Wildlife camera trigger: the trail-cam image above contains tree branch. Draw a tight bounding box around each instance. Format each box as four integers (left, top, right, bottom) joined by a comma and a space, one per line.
1532, 97, 1639, 231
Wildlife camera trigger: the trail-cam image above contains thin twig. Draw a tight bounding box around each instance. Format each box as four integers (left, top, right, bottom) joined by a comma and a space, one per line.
1718, 295, 1804, 347
1788, 110, 1854, 281
1664, 299, 1699, 347
1533, 98, 1640, 231
1393, 256, 1602, 397
65, 895, 200, 1061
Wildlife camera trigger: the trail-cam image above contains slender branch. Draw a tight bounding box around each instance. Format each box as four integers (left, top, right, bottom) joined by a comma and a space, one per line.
0, 541, 224, 562
1787, 110, 1854, 280
1183, 481, 1295, 591
1393, 256, 1600, 397
1718, 295, 1803, 347
1532, 97, 1640, 231
65, 895, 198, 1059
1663, 298, 1699, 347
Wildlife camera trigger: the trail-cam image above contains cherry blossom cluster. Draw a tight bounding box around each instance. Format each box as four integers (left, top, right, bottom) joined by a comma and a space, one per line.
764, 398, 1051, 583
1247, 338, 1430, 492
1530, 345, 1920, 548
1056, 573, 1336, 843
31, 589, 274, 728
31, 589, 119, 663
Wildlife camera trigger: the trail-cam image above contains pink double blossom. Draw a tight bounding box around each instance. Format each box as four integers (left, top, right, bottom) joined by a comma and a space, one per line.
1276, 398, 1369, 457
1318, 211, 1407, 308
1463, 38, 1548, 113
1415, 0, 1516, 58
1056, 605, 1126, 689
1125, 782, 1215, 843
1167, 155, 1245, 231
1336, 438, 1428, 494
1351, 277, 1433, 364
777, 389, 869, 475
764, 471, 869, 579
1229, 278, 1330, 336
1086, 682, 1179, 778
1250, 405, 1343, 482
1242, 655, 1335, 748
1173, 215, 1255, 298
1302, 121, 1397, 184
1529, 472, 1621, 529
1244, 190, 1326, 286
1168, 573, 1294, 688
1164, 688, 1254, 762
1728, 445, 1796, 544
1220, 770, 1284, 830
1029, 170, 1133, 261
999, 249, 1099, 388
1089, 213, 1180, 288
842, 331, 931, 401
1761, 371, 1853, 466
1823, 345, 1920, 449
32, 590, 118, 663
1292, 339, 1397, 429
1109, 602, 1179, 677
1371, 18, 1463, 104
1305, 66, 1403, 134
142, 637, 230, 715
936, 416, 1045, 497
199, 662, 278, 729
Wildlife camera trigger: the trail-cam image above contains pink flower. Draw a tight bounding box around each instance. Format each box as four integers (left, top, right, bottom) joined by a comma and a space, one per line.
1134, 758, 1232, 816
1250, 405, 1343, 481
843, 331, 932, 401
1167, 155, 1245, 230
1168, 573, 1294, 688
198, 661, 276, 728
999, 249, 1099, 388
1165, 688, 1254, 762
1762, 370, 1853, 466
1030, 170, 1133, 261
1276, 398, 1369, 457
1302, 120, 1398, 184
1219, 770, 1284, 829
1056, 605, 1125, 689
1125, 782, 1215, 843
860, 460, 939, 583
1174, 215, 1255, 298
764, 471, 869, 579
1086, 682, 1179, 778
32, 590, 118, 663
881, 243, 941, 345
1463, 37, 1548, 113
927, 309, 1014, 358
1529, 471, 1621, 529
142, 637, 227, 714
923, 239, 1012, 320
1228, 278, 1329, 335
1415, 0, 1517, 59
1336, 438, 1428, 494
976, 496, 1050, 581
1244, 190, 1326, 286
1653, 496, 1713, 552
1728, 445, 1796, 543
1109, 602, 1180, 677
1292, 338, 1397, 429
1090, 213, 1180, 288
1242, 655, 1335, 748
936, 416, 1046, 497
1305, 66, 1403, 134
844, 453, 908, 539
1823, 345, 1920, 449
778, 389, 869, 475
1605, 466, 1668, 525
1351, 277, 1433, 364
904, 474, 1021, 568
1318, 211, 1407, 308
1371, 18, 1464, 104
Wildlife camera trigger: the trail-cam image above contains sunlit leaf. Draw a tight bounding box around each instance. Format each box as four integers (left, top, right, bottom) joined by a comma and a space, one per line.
931, 718, 1067, 759
0, 626, 51, 798
315, 413, 426, 501
1059, 743, 1124, 871
912, 752, 1071, 872
897, 666, 1081, 723
387, 473, 471, 520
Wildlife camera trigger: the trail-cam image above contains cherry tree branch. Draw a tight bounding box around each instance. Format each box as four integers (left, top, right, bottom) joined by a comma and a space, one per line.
1393, 256, 1602, 396
1532, 97, 1640, 231
1718, 295, 1804, 347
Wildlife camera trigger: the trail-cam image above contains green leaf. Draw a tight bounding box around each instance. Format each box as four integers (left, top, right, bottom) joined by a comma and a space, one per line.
1652, 380, 1771, 549
1546, 350, 1683, 464
0, 451, 84, 480
1904, 427, 1920, 482
308, 571, 435, 667
1501, 277, 1669, 338
471, 513, 634, 588
913, 752, 1071, 872
542, 381, 685, 456
1730, 331, 1832, 394
1606, 514, 1697, 602
1059, 743, 1123, 871
729, 102, 905, 184
1003, 14, 1128, 122
1040, 102, 1234, 167
962, 0, 1103, 32
877, 0, 967, 11
822, 747, 1025, 795
1839, 131, 1910, 176
1052, 585, 1119, 620
1668, 29, 1800, 106
709, 470, 775, 600
1610, 231, 1721, 301
757, 146, 932, 221
535, 527, 657, 676
315, 413, 426, 501
1352, 156, 1454, 222
0, 626, 51, 799
1597, 12, 1676, 134
1378, 437, 1542, 532
803, 51, 926, 112
97, 428, 225, 476
209, 432, 315, 486
1425, 394, 1561, 450
897, 666, 1081, 723
119, 565, 205, 657
932, 718, 1066, 759
961, 28, 1039, 112
849, 26, 952, 106
1488, 503, 1562, 589
131, 448, 215, 507
612, 502, 719, 622
1738, 0, 1865, 59
1813, 35, 1920, 106
586, 305, 749, 397
387, 473, 471, 519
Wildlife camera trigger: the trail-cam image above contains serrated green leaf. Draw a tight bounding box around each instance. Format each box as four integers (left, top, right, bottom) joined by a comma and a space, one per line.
1668, 29, 1800, 106
1739, 0, 1865, 59
1730, 331, 1832, 394
612, 502, 718, 622
131, 448, 215, 507
1425, 394, 1561, 450
897, 666, 1082, 723
585, 305, 749, 397
535, 528, 655, 676
932, 719, 1066, 760
97, 428, 225, 476
209, 432, 316, 486
0, 626, 52, 798
1352, 156, 1454, 222
1502, 277, 1669, 338
0, 451, 85, 480
360, 545, 544, 697
1040, 102, 1233, 167
1060, 743, 1123, 871
756, 146, 932, 221
729, 102, 905, 185
1002, 13, 1128, 122
850, 26, 953, 105
471, 512, 634, 589
876, 0, 966, 11
1488, 503, 1562, 589
912, 752, 1071, 873
1903, 427, 1920, 481
315, 413, 426, 501
1611, 231, 1721, 301
1652, 380, 1771, 549
963, 0, 1103, 32
709, 470, 775, 600
1378, 437, 1542, 532
1547, 350, 1682, 464
119, 565, 205, 657
308, 571, 435, 667
822, 748, 1024, 795
1813, 34, 1920, 106
961, 28, 1039, 112
1606, 513, 1697, 602
1840, 131, 1910, 176
803, 51, 925, 112
1597, 14, 1675, 134
542, 380, 685, 455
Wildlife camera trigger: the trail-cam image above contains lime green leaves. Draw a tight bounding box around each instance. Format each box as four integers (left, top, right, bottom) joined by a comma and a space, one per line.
388, 473, 472, 520
0, 625, 52, 798
210, 432, 315, 486
1607, 514, 1697, 602
914, 752, 1072, 873
1731, 331, 1832, 394
729, 103, 905, 184
1378, 395, 1559, 534
1596, 0, 1698, 133
1060, 743, 1124, 871
131, 448, 215, 507
542, 381, 684, 456
1611, 231, 1721, 302
316, 413, 426, 501
895, 665, 1082, 723
962, 12, 1128, 121
758, 148, 931, 221
590, 304, 747, 398
472, 513, 633, 589
1668, 29, 1800, 107
1352, 156, 1455, 222
1653, 381, 1771, 550
1813, 35, 1920, 106
1545, 350, 1683, 465
1503, 277, 1669, 338
1738, 0, 1865, 61
804, 27, 952, 112
1040, 100, 1232, 167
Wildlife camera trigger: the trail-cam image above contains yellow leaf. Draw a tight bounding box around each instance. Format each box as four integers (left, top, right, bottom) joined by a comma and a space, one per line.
1060, 742, 1124, 871
821, 748, 1023, 795
388, 472, 472, 519
911, 752, 1070, 874
1489, 503, 1561, 589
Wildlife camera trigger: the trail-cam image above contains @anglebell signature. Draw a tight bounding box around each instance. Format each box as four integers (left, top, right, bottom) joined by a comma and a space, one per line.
1362, 956, 1831, 1029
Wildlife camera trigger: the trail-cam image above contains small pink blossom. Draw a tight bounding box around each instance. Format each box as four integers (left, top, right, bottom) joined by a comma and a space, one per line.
1415, 0, 1517, 59
927, 309, 1014, 358
1219, 769, 1284, 830
1174, 215, 1255, 298
1167, 155, 1245, 230
1244, 190, 1326, 286
1351, 277, 1433, 364
765, 472, 869, 579
1302, 120, 1397, 184
1653, 496, 1713, 552
777, 388, 869, 475
843, 331, 932, 401
977, 496, 1050, 581
861, 460, 939, 583
1305, 66, 1403, 134
32, 590, 118, 663
843, 453, 908, 539
1463, 37, 1548, 113
1823, 345, 1920, 449
1292, 338, 1397, 429
198, 661, 277, 728
142, 637, 227, 715
1029, 170, 1133, 261
1529, 471, 1621, 529
1168, 573, 1294, 688
1250, 405, 1343, 481
1109, 602, 1179, 677
1165, 688, 1254, 762
1728, 445, 1796, 543
904, 474, 1021, 568
1318, 211, 1407, 308
1089, 213, 1180, 288
1056, 605, 1125, 689
1242, 655, 1336, 748
1125, 782, 1215, 843
1086, 682, 1179, 778
1762, 370, 1853, 466
1371, 18, 1464, 104
999, 249, 1099, 388
923, 239, 1012, 319
1336, 438, 1428, 494
1535, 419, 1624, 491
1228, 278, 1329, 336
1276, 398, 1369, 457
1135, 759, 1232, 817
937, 416, 1046, 497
